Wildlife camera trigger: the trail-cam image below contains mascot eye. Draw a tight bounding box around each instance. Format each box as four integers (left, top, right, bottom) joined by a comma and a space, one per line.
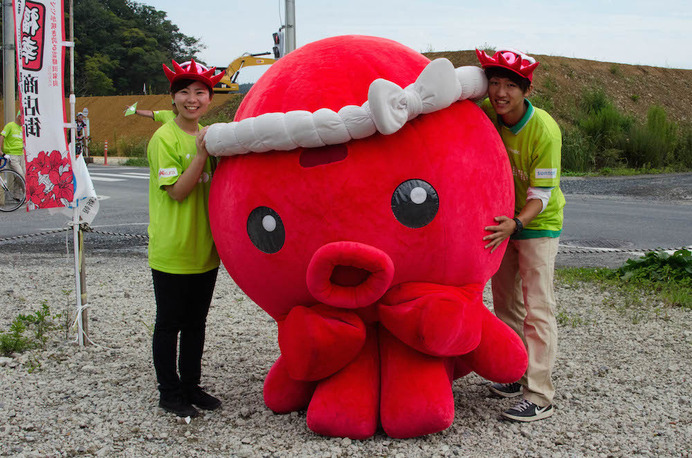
391, 179, 439, 228
247, 206, 285, 253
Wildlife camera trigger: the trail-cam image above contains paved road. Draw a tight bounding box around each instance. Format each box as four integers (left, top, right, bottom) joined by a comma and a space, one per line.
0, 165, 149, 254
2, 166, 690, 267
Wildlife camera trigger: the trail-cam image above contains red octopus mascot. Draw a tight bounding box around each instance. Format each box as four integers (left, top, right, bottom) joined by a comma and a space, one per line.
204, 35, 527, 439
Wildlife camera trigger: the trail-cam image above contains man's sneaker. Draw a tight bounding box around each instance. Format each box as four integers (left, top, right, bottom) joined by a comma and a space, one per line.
501, 399, 554, 422
186, 386, 222, 411
488, 382, 522, 398
159, 395, 199, 418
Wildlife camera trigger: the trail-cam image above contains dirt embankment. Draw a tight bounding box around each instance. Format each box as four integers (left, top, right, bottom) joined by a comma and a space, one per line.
2, 51, 690, 150
70, 93, 240, 152
0, 93, 239, 154
427, 50, 692, 128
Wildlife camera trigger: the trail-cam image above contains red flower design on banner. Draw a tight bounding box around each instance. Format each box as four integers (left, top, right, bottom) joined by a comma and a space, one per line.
49, 168, 74, 202
33, 150, 66, 175
48, 150, 66, 172
25, 167, 47, 206
32, 151, 52, 174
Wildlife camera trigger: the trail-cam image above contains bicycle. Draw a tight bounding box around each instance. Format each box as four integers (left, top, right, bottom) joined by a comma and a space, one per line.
0, 156, 26, 212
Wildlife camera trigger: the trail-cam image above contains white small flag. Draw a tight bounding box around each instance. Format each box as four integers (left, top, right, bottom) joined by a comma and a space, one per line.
71, 154, 99, 224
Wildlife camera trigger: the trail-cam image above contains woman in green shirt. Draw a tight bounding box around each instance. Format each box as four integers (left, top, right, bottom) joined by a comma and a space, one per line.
147, 60, 223, 418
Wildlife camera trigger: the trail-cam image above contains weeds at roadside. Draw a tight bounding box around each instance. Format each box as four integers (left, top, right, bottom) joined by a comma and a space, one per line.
123, 157, 148, 167
0, 303, 63, 365
139, 319, 154, 337
561, 88, 692, 173
556, 309, 586, 327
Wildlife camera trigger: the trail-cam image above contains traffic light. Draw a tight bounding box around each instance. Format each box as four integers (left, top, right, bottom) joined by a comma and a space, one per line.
272, 30, 285, 59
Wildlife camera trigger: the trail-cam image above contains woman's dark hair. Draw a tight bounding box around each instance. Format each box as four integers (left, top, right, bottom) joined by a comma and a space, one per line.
170, 78, 213, 97
484, 67, 531, 93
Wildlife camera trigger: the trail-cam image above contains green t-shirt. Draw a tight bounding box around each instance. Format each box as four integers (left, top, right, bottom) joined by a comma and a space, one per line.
481, 99, 565, 238
1, 122, 23, 155
147, 121, 220, 274
153, 110, 176, 124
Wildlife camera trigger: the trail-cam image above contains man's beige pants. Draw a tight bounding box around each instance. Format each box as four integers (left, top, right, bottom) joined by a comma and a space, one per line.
5, 155, 25, 177
491, 236, 559, 407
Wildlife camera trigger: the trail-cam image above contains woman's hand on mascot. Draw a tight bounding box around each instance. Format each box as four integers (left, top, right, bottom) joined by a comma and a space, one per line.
196, 126, 210, 160
277, 304, 367, 381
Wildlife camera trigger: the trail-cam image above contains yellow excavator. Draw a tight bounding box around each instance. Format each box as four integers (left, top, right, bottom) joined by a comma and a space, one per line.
214, 52, 276, 93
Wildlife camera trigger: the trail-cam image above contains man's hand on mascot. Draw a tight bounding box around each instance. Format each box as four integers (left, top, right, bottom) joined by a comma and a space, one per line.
378, 282, 484, 357
483, 215, 516, 253
277, 304, 367, 382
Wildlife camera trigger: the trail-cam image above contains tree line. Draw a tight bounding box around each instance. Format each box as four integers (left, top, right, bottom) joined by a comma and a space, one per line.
1, 0, 203, 96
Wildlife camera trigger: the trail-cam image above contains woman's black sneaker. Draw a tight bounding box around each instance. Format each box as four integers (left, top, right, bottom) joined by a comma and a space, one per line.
186, 386, 222, 410
159, 395, 199, 418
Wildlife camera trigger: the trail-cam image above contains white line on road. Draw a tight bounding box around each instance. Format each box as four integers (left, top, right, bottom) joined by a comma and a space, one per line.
89, 172, 149, 180
89, 176, 124, 182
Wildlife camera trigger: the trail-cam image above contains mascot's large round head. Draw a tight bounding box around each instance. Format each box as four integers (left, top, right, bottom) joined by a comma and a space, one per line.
209, 35, 513, 320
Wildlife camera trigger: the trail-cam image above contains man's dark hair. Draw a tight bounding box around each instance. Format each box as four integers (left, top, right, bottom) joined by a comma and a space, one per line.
170, 78, 213, 97
484, 67, 531, 93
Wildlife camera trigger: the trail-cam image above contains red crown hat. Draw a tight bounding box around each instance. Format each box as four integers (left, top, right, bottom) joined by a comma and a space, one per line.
162, 59, 224, 90
475, 48, 539, 82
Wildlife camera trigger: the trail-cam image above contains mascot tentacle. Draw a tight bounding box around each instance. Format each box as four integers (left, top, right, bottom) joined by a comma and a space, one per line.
277, 304, 367, 381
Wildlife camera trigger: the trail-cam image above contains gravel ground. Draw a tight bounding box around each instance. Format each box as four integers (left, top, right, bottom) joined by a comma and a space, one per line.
1, 173, 691, 457
1, 250, 690, 457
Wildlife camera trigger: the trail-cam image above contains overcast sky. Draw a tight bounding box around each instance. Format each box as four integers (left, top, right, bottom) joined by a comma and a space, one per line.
139, 0, 691, 83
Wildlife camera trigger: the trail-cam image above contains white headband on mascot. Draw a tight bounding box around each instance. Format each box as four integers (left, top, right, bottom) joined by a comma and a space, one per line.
204, 58, 487, 156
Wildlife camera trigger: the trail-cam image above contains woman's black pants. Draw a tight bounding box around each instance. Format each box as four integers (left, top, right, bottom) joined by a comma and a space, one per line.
151, 268, 218, 398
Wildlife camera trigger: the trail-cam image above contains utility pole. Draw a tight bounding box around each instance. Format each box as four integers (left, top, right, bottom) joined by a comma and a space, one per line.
2, 0, 17, 125
285, 0, 296, 54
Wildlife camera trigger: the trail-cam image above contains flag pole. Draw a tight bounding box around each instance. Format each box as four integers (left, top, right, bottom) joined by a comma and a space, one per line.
2, 0, 16, 125
67, 0, 88, 346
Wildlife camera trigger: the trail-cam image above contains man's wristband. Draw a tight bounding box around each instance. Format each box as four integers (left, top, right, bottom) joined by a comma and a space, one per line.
512, 217, 523, 234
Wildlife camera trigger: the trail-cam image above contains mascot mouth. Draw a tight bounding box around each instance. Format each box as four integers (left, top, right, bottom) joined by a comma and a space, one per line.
307, 241, 395, 309
330, 265, 372, 287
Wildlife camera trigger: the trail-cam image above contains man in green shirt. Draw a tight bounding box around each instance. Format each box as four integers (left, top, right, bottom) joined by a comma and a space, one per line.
0, 112, 25, 177
478, 48, 565, 422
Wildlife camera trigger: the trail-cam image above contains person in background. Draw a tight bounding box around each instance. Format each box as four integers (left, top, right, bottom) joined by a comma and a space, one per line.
477, 48, 566, 422
147, 59, 223, 418
75, 112, 88, 156
135, 100, 178, 124
0, 111, 25, 177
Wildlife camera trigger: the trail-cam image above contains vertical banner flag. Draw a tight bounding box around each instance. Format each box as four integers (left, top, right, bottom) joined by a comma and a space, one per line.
14, 0, 73, 210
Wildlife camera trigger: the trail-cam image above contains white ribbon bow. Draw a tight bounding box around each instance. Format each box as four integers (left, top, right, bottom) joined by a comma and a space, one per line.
368, 58, 462, 135
204, 58, 488, 156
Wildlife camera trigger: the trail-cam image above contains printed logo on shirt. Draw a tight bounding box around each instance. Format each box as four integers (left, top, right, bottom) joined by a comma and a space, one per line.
512, 166, 529, 182
535, 168, 558, 179
158, 167, 178, 178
